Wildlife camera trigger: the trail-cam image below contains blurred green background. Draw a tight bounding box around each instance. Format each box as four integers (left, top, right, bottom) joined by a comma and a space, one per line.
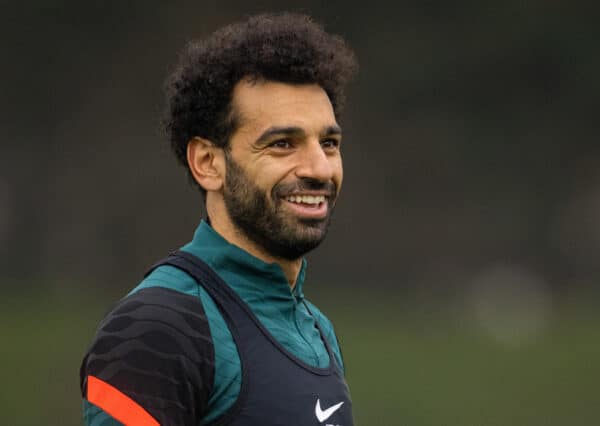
1, 1, 599, 425
2, 288, 600, 425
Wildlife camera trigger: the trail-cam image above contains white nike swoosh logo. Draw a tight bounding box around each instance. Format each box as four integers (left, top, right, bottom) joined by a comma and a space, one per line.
315, 398, 344, 423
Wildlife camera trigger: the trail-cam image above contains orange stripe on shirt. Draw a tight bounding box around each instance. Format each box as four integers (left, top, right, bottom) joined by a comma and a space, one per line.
86, 375, 160, 426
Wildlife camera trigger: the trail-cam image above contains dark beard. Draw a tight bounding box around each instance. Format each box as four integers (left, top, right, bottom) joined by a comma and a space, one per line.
222, 153, 337, 260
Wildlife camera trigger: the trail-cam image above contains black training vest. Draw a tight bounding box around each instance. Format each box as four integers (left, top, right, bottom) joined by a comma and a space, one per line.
154, 250, 353, 426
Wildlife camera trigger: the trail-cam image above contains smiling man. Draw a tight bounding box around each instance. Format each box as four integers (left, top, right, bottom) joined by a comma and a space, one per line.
80, 13, 357, 426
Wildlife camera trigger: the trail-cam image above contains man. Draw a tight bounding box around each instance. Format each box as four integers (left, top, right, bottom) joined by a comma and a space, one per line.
80, 12, 357, 426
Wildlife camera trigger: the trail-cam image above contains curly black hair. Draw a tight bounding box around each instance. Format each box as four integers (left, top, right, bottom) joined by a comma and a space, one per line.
164, 12, 357, 190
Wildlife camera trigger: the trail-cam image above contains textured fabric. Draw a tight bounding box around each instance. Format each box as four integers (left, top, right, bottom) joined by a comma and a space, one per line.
86, 375, 160, 426
81, 220, 345, 425
155, 250, 353, 425
80, 287, 214, 425
83, 400, 123, 426
132, 266, 241, 423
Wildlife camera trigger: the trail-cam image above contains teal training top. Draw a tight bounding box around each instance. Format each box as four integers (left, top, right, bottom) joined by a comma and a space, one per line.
82, 220, 345, 425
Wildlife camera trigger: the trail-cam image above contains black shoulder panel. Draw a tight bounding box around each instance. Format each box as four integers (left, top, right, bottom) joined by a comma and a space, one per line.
80, 287, 214, 425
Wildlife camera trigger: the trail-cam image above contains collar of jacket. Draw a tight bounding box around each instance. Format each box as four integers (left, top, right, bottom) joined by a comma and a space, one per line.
181, 220, 307, 304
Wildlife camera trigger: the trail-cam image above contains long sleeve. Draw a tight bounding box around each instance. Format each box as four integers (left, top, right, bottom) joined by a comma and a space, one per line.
80, 287, 215, 426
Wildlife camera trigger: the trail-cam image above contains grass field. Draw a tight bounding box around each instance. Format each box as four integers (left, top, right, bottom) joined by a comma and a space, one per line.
2, 288, 599, 426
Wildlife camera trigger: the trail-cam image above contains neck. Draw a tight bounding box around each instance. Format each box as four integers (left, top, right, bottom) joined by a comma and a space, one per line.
206, 202, 302, 287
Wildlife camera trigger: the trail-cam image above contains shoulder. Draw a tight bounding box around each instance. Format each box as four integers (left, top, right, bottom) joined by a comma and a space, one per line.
303, 300, 346, 373
132, 263, 201, 297
95, 285, 213, 346
80, 285, 215, 425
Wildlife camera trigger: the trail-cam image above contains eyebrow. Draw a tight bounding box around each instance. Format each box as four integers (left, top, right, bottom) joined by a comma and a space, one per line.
255, 124, 342, 145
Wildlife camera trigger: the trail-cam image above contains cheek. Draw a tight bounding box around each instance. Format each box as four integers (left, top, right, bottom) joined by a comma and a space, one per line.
252, 161, 295, 188
333, 158, 343, 190
254, 167, 289, 201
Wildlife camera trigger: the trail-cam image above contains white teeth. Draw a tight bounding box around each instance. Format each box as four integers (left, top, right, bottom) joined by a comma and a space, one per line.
286, 195, 325, 205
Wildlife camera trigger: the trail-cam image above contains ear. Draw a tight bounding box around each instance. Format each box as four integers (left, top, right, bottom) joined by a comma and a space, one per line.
187, 137, 225, 192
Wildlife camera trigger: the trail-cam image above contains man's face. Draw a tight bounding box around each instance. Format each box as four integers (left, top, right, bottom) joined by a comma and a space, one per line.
222, 79, 343, 260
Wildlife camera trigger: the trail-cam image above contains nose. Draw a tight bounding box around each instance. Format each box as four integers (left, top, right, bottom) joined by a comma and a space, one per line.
295, 139, 335, 182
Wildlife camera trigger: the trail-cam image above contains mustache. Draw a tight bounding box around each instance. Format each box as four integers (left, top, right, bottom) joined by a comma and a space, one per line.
273, 178, 337, 198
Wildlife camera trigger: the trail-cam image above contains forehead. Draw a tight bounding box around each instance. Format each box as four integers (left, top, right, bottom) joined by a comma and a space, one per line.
230, 79, 337, 135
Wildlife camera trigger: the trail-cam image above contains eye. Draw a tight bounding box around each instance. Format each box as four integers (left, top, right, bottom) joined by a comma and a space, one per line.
321, 138, 340, 150
269, 139, 292, 149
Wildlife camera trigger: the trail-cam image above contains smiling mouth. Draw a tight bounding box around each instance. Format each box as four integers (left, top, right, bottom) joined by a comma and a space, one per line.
285, 194, 326, 205
281, 194, 329, 218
